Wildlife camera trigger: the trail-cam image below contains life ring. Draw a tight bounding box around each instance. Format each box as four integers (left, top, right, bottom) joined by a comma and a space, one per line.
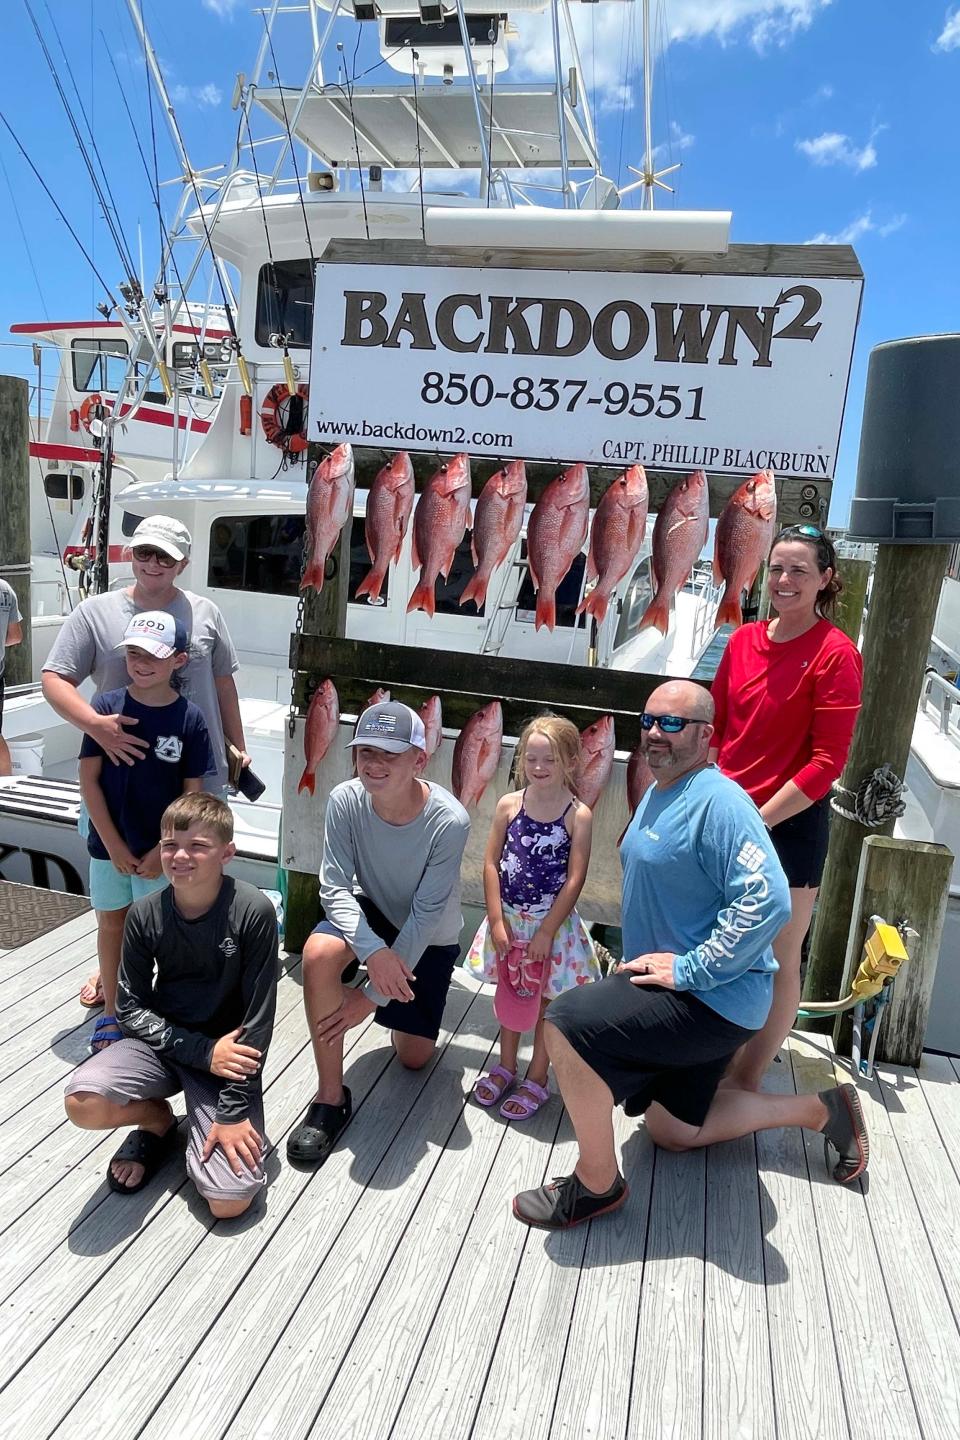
79, 394, 105, 433
260, 382, 309, 454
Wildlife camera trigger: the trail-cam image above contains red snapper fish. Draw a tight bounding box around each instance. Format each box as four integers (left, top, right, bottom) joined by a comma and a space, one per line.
627, 743, 655, 813
526, 463, 590, 632
354, 451, 414, 604
639, 470, 710, 636
407, 453, 472, 618
366, 688, 390, 707
578, 715, 616, 810
298, 679, 340, 796
418, 694, 443, 759
577, 465, 649, 625
301, 444, 355, 593
460, 460, 527, 610
452, 700, 503, 808
713, 469, 778, 629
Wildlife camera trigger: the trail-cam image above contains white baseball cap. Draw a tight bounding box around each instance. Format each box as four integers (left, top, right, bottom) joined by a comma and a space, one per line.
347, 701, 426, 753
130, 515, 192, 562
117, 610, 189, 659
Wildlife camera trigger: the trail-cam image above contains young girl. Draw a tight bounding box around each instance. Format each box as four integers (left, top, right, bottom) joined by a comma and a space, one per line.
464, 714, 601, 1119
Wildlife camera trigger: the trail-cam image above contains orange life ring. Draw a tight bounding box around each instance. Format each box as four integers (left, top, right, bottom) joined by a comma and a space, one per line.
79, 394, 104, 433
259, 382, 309, 454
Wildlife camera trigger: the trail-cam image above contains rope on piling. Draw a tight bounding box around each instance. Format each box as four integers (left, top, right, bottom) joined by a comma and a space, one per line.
830, 763, 907, 827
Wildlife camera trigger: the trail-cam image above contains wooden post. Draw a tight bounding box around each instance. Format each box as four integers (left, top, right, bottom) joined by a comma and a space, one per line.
0, 376, 33, 685
832, 836, 953, 1066
803, 542, 949, 1012
832, 556, 870, 645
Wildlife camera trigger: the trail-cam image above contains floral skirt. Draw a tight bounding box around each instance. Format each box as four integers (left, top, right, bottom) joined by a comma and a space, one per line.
463, 902, 601, 999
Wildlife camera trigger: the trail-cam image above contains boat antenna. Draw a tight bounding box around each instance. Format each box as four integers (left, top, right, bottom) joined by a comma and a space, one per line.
411, 52, 426, 237
618, 0, 681, 207
262, 18, 318, 274
336, 43, 370, 241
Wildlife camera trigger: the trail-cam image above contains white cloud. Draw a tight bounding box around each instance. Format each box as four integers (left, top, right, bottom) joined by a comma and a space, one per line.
202, 0, 243, 16
935, 10, 960, 50
796, 127, 882, 171
807, 210, 907, 244
169, 81, 223, 108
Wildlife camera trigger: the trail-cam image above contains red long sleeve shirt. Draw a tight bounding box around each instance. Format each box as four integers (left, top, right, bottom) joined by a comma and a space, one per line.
711, 618, 863, 808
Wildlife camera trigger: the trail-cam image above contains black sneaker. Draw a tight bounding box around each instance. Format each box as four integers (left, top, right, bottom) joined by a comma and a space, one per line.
286, 1088, 352, 1166
512, 1171, 628, 1229
819, 1083, 869, 1183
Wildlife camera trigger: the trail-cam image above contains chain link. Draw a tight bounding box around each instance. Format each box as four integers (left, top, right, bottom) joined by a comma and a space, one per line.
288, 459, 313, 739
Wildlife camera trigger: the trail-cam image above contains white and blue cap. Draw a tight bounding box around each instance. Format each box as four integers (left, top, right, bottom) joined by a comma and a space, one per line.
348, 700, 426, 753
117, 610, 189, 660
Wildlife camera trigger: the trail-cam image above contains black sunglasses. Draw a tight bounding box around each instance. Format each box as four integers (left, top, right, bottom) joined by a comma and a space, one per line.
640, 713, 709, 734
132, 546, 178, 568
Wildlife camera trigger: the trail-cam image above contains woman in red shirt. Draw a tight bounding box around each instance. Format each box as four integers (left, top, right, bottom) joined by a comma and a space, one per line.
710, 524, 863, 1091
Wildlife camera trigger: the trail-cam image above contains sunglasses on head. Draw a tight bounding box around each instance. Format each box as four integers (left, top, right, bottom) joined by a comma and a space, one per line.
132, 546, 178, 568
779, 524, 824, 540
640, 712, 708, 733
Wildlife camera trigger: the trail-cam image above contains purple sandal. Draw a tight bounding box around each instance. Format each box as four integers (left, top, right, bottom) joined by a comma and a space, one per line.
500, 1078, 550, 1121
473, 1066, 516, 1108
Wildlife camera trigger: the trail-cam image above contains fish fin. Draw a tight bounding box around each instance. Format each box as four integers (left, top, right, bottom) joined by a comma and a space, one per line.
585, 537, 597, 584
298, 768, 316, 796
300, 561, 325, 593
470, 537, 479, 568
459, 572, 488, 609
712, 538, 724, 585
578, 590, 608, 624
407, 577, 436, 617
410, 530, 421, 571
354, 568, 384, 603
715, 590, 744, 629
535, 592, 556, 632
638, 593, 670, 636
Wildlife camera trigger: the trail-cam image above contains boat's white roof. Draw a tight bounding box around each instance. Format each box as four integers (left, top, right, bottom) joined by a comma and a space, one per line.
255, 84, 596, 170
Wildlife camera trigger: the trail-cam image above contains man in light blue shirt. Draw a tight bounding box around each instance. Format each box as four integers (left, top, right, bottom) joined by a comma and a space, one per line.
513, 680, 870, 1230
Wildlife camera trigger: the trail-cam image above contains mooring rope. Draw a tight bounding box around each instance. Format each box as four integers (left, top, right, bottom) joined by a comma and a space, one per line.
830, 763, 907, 827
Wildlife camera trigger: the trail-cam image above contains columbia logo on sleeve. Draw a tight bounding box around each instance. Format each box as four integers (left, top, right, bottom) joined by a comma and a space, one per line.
736, 841, 767, 873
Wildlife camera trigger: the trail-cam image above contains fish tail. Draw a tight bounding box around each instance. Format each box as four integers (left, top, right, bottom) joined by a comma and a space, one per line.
715, 589, 743, 629
406, 578, 436, 617
300, 561, 325, 593
638, 593, 670, 636
354, 567, 385, 603
459, 572, 488, 609
578, 590, 609, 624
535, 592, 556, 632
297, 767, 316, 796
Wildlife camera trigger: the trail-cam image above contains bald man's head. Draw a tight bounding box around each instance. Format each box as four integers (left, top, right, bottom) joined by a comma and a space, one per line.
645, 680, 715, 724
640, 681, 715, 785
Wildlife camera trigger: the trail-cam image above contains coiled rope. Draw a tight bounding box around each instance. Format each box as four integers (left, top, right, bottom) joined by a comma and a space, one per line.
830, 763, 906, 827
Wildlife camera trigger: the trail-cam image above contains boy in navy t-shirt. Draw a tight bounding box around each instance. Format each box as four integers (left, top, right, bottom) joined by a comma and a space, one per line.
79, 609, 214, 1053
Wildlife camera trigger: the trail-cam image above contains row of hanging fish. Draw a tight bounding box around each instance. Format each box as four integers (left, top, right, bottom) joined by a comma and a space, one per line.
300, 443, 778, 635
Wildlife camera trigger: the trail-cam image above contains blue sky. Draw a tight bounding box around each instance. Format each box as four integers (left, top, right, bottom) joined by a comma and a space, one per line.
2, 0, 958, 523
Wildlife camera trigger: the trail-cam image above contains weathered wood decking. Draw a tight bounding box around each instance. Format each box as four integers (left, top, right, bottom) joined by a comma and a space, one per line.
2, 910, 960, 1439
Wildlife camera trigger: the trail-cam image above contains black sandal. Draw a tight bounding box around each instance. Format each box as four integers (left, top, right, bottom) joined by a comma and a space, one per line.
286, 1088, 352, 1166
819, 1083, 869, 1184
107, 1121, 179, 1195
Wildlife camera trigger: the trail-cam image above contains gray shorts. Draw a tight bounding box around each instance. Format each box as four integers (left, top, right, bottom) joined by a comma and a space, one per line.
65, 1039, 267, 1205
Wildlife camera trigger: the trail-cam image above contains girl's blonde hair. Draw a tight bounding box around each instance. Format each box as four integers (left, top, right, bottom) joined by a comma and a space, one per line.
512, 712, 582, 795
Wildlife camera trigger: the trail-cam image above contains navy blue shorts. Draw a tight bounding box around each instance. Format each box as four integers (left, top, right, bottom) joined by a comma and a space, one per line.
769, 798, 831, 888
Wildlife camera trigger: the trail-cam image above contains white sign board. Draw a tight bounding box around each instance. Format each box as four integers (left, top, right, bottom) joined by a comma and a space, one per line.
308, 260, 862, 478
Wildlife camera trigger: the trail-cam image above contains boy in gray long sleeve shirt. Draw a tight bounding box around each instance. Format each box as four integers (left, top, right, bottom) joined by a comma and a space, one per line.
288, 701, 470, 1168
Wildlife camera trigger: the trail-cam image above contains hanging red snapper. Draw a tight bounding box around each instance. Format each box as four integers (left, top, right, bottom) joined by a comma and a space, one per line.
301, 444, 355, 593
626, 743, 655, 814
460, 460, 527, 610
578, 715, 616, 810
713, 470, 778, 629
418, 694, 443, 759
298, 679, 340, 796
526, 464, 590, 632
452, 701, 503, 809
366, 688, 390, 707
639, 470, 710, 636
407, 453, 472, 618
578, 465, 648, 625
354, 451, 414, 604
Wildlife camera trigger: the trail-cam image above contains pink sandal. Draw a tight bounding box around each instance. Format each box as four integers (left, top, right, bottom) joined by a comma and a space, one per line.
473, 1065, 516, 1108
500, 1078, 550, 1121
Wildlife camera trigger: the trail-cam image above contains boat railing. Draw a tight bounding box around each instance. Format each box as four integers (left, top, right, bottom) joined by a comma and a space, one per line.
688, 565, 724, 663
922, 670, 960, 743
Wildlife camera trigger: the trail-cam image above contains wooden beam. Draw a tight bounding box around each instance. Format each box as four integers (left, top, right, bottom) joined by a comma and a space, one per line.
0, 376, 32, 687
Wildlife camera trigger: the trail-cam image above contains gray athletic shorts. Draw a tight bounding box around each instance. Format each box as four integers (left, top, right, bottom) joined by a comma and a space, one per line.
65, 1038, 267, 1205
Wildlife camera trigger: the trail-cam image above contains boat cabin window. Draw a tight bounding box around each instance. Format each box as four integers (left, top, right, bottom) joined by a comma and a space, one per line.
613, 559, 654, 649
256, 259, 315, 350
43, 473, 84, 501
208, 515, 307, 595
120, 511, 143, 537
71, 338, 128, 393
171, 341, 227, 397
514, 544, 586, 629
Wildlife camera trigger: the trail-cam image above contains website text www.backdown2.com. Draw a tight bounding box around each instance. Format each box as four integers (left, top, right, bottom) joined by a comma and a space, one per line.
317, 419, 514, 449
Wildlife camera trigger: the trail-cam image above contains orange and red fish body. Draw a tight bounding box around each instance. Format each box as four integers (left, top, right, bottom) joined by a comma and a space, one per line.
460, 460, 527, 610
366, 688, 390, 707
301, 444, 355, 593
526, 463, 590, 632
639, 470, 710, 636
452, 700, 503, 808
419, 694, 443, 759
713, 470, 777, 629
298, 679, 340, 796
354, 451, 414, 604
626, 743, 655, 814
407, 453, 472, 617
578, 465, 648, 625
578, 715, 616, 810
